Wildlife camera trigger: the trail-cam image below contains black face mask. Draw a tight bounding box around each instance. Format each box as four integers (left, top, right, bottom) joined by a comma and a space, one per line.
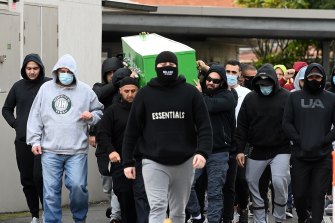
244, 77, 254, 90
155, 66, 178, 83
306, 79, 322, 93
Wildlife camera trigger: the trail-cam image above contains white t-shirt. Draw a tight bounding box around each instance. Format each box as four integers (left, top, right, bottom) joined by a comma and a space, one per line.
234, 85, 251, 121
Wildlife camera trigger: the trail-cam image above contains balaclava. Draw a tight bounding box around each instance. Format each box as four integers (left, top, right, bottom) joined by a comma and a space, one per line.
155, 51, 178, 83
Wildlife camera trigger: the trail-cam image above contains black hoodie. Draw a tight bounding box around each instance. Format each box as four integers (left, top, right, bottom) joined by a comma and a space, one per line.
203, 65, 236, 153
92, 57, 123, 109
327, 66, 335, 93
235, 64, 290, 159
2, 54, 50, 142
283, 63, 335, 161
122, 76, 213, 166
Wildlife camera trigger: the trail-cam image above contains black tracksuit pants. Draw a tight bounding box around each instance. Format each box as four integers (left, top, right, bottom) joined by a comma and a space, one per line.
292, 155, 331, 223
15, 140, 43, 218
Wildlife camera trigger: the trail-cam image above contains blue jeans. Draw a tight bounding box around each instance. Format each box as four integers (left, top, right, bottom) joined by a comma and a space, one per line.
42, 152, 88, 223
187, 152, 229, 223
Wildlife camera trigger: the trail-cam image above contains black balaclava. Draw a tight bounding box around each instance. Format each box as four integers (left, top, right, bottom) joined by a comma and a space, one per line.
155, 51, 178, 84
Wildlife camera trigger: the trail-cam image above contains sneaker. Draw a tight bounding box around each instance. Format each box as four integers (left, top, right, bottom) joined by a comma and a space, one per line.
239, 209, 248, 223
232, 210, 240, 223
325, 203, 333, 216
286, 211, 293, 218
31, 217, 40, 223
110, 219, 121, 223
190, 215, 207, 223
106, 207, 112, 218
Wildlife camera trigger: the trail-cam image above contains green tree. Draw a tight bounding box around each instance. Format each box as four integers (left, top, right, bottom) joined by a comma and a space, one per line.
235, 0, 330, 68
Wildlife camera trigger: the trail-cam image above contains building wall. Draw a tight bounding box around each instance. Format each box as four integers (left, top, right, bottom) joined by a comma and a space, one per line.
0, 0, 105, 213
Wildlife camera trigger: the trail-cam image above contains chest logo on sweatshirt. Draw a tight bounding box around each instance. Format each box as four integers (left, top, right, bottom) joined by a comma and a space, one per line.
152, 111, 185, 120
301, 99, 324, 109
52, 94, 72, 114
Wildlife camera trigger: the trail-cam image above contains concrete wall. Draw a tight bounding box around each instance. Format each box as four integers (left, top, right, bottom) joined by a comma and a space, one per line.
0, 0, 105, 213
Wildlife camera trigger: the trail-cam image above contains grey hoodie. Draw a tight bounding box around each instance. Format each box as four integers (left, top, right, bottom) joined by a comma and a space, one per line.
26, 54, 104, 154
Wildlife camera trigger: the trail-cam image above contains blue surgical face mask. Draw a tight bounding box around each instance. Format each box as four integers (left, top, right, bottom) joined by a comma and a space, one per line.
332, 76, 335, 85
260, 85, 273, 96
226, 74, 238, 86
59, 72, 74, 85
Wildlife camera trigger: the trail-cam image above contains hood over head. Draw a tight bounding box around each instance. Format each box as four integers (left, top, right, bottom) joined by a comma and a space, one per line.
303, 63, 326, 94
21, 53, 45, 81
206, 64, 228, 89
111, 67, 132, 88
52, 54, 77, 80
330, 66, 335, 89
101, 57, 124, 83
252, 63, 279, 95
274, 64, 287, 76
293, 66, 307, 90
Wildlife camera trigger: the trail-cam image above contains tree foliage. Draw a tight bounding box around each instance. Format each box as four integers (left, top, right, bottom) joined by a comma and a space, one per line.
235, 0, 333, 68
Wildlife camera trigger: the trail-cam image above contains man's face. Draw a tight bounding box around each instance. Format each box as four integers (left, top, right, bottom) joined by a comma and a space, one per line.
156, 62, 177, 68
106, 70, 115, 83
206, 72, 222, 90
26, 61, 40, 80
119, 84, 138, 103
226, 64, 240, 78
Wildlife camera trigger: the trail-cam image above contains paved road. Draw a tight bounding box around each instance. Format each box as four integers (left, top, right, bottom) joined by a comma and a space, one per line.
1, 201, 332, 223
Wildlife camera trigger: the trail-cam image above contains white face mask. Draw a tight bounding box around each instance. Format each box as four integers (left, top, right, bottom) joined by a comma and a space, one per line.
226, 74, 237, 86
58, 72, 74, 85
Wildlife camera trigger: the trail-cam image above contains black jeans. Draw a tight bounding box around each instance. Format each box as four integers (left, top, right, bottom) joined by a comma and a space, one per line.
112, 166, 137, 223
292, 155, 331, 223
133, 160, 150, 223
235, 164, 249, 210
222, 154, 237, 221
15, 140, 43, 218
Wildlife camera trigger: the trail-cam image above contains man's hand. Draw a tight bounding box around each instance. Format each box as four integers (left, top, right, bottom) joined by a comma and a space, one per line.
80, 111, 93, 121
196, 60, 209, 72
193, 79, 202, 92
89, 136, 96, 148
283, 69, 295, 81
109, 151, 121, 163
32, 145, 42, 155
193, 154, 206, 169
236, 153, 246, 167
124, 167, 136, 179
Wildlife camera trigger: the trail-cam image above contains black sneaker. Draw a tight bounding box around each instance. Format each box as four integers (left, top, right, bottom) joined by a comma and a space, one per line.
191, 215, 207, 223
239, 208, 248, 223
105, 207, 112, 218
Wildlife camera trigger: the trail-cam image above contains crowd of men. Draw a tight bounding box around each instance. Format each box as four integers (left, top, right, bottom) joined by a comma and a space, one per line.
2, 51, 335, 223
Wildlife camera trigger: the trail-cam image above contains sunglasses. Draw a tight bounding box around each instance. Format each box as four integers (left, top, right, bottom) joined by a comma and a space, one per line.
206, 76, 222, 84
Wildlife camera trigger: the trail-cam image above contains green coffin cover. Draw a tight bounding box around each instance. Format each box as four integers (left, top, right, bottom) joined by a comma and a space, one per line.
121, 33, 197, 87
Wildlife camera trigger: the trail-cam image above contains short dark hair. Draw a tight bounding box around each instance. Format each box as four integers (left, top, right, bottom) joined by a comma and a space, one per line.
241, 64, 257, 72
226, 60, 241, 71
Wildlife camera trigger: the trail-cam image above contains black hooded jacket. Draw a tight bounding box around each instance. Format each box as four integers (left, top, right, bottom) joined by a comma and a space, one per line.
283, 63, 335, 161
122, 76, 213, 167
2, 54, 50, 142
235, 64, 290, 160
203, 65, 236, 153
327, 66, 335, 93
92, 57, 123, 109
96, 97, 132, 175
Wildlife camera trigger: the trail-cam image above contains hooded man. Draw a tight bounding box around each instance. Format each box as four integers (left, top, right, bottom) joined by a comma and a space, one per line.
188, 64, 236, 223
2, 53, 50, 223
236, 64, 291, 223
122, 51, 213, 223
97, 77, 149, 223
327, 66, 335, 93
26, 54, 103, 223
283, 63, 335, 223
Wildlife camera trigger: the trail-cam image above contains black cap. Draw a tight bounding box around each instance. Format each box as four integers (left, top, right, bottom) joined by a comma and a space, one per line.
119, 77, 139, 88
155, 51, 178, 67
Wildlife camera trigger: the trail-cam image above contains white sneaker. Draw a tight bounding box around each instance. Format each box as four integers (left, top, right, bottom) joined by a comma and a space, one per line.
31, 217, 40, 223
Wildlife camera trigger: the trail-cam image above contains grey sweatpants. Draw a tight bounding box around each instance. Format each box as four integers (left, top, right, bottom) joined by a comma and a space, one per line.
246, 154, 291, 223
142, 158, 195, 223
